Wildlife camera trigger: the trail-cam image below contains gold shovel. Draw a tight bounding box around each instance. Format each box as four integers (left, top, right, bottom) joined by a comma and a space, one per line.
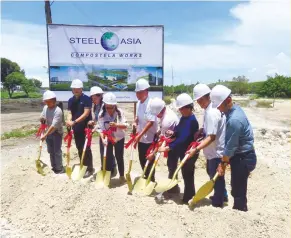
71, 137, 88, 181
36, 135, 46, 176
143, 141, 166, 196
96, 137, 111, 188
126, 143, 134, 192
65, 127, 73, 179
188, 172, 219, 207
132, 160, 150, 192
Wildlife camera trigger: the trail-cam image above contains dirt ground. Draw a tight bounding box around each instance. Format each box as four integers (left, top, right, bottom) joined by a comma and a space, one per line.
1, 98, 290, 238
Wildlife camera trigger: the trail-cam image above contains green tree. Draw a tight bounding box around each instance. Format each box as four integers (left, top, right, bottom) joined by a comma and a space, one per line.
3, 72, 26, 98
1, 58, 22, 83
30, 78, 42, 88
21, 79, 36, 97
231, 75, 249, 95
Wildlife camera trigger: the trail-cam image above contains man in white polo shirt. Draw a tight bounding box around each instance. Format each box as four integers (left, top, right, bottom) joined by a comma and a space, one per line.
187, 84, 228, 207
133, 79, 158, 182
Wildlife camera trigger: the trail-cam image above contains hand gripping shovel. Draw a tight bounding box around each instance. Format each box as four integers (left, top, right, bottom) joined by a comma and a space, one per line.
188, 172, 219, 207
64, 127, 73, 179
95, 137, 111, 188
71, 127, 93, 181
155, 141, 201, 193
143, 141, 166, 196
35, 119, 47, 176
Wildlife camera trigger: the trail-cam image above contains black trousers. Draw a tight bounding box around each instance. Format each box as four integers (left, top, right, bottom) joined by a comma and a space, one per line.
99, 138, 124, 176
74, 131, 93, 171
230, 149, 257, 211
178, 150, 199, 203
138, 142, 155, 182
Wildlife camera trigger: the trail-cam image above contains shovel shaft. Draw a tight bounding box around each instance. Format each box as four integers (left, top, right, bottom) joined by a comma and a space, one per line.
102, 144, 107, 172
80, 138, 88, 169
141, 160, 150, 178
66, 147, 70, 166
145, 151, 161, 184
212, 172, 219, 182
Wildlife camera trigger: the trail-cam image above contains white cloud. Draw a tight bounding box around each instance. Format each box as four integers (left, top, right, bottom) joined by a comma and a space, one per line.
1, 0, 290, 88
1, 19, 49, 86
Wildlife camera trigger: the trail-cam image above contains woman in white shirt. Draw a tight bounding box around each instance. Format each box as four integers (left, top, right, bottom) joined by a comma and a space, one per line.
98, 92, 128, 183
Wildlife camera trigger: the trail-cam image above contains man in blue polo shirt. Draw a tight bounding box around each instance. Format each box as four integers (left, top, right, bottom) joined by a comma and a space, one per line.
210, 85, 257, 211
66, 79, 94, 178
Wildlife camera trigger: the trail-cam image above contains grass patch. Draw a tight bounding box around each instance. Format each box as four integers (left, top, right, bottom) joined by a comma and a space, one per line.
1, 128, 38, 140
1, 90, 42, 99
255, 100, 272, 108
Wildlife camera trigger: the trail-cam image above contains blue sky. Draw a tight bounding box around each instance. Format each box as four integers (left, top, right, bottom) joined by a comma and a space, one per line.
2, 1, 290, 87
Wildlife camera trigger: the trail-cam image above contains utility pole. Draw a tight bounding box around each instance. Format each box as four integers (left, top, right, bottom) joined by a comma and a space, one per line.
45, 0, 52, 24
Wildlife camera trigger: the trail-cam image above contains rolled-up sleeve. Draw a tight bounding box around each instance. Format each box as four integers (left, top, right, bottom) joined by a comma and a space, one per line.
224, 119, 242, 157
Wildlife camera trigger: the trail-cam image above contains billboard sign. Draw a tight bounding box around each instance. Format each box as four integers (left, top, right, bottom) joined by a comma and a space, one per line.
47, 24, 164, 101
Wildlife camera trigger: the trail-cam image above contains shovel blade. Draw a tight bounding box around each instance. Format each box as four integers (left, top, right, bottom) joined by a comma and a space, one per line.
95, 170, 111, 188
66, 166, 72, 179
71, 165, 87, 181
154, 179, 172, 193
133, 177, 147, 192
35, 160, 45, 176
189, 180, 215, 206
144, 181, 157, 196
126, 173, 133, 192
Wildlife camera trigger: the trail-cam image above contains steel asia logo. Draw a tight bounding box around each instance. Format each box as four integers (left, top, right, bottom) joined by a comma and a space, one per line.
69, 31, 142, 58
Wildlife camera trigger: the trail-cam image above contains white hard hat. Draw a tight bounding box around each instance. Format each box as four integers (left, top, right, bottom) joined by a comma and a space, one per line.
135, 79, 150, 92
90, 86, 103, 96
210, 85, 231, 108
70, 79, 83, 88
175, 93, 193, 109
149, 97, 166, 116
43, 90, 56, 101
193, 84, 211, 100
103, 92, 117, 105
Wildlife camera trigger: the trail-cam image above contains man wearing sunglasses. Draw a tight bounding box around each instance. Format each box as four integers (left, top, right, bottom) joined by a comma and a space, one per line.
66, 79, 94, 178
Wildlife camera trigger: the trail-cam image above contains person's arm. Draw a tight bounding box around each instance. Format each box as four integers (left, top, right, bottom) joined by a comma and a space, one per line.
111, 110, 129, 129
41, 109, 62, 141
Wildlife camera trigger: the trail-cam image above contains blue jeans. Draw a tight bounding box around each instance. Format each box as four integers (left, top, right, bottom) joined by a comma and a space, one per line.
46, 132, 63, 171
206, 158, 228, 207
230, 149, 257, 211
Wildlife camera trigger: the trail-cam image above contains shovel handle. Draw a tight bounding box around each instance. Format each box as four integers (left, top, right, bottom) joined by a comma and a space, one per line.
80, 138, 88, 168
141, 160, 150, 178
212, 172, 219, 182
102, 144, 107, 172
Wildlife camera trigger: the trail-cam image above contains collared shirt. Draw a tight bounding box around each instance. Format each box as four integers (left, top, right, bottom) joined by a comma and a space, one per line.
98, 108, 128, 142
159, 108, 179, 135
136, 97, 158, 144
224, 104, 254, 157
40, 105, 63, 134
202, 102, 226, 160
68, 93, 92, 132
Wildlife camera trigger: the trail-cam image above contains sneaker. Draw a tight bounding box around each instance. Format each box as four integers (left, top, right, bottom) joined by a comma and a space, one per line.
83, 168, 95, 179
111, 167, 117, 178
54, 167, 65, 174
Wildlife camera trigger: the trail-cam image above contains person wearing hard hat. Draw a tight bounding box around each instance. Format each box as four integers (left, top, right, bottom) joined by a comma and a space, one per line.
159, 93, 199, 204
88, 86, 117, 178
133, 79, 158, 182
98, 92, 129, 183
66, 79, 94, 178
187, 84, 228, 207
147, 97, 180, 193
210, 85, 257, 211
40, 90, 65, 174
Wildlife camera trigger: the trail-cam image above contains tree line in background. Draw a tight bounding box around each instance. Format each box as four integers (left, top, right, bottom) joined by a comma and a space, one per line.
1, 58, 42, 98
1, 57, 290, 100
164, 75, 291, 99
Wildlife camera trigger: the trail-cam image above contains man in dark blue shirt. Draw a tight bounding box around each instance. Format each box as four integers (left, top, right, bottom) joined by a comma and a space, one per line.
66, 79, 94, 178
211, 85, 257, 211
